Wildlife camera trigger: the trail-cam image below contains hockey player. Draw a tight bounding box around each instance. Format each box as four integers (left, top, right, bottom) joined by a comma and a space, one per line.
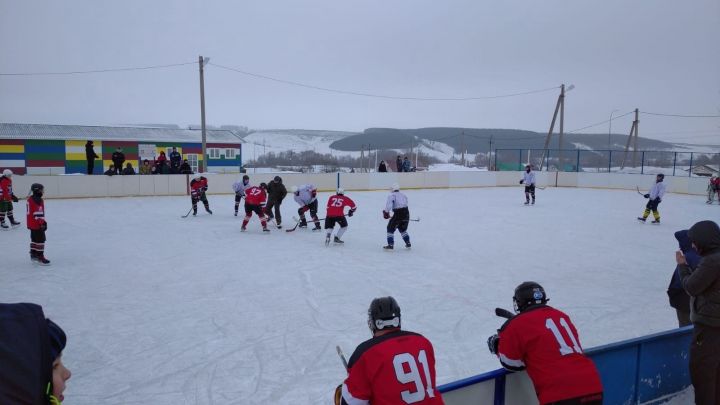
638, 173, 666, 224
26, 183, 51, 265
334, 296, 444, 405
324, 188, 356, 245
383, 184, 411, 250
292, 184, 321, 231
707, 175, 720, 204
519, 164, 536, 205
487, 282, 603, 405
190, 175, 212, 216
0, 169, 21, 229
241, 182, 270, 232
232, 175, 251, 216
265, 176, 287, 228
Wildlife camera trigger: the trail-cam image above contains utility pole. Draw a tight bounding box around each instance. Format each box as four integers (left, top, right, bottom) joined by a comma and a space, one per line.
198, 55, 210, 173
461, 131, 465, 166
539, 84, 572, 171
558, 84, 565, 171
488, 135, 494, 170
620, 108, 640, 170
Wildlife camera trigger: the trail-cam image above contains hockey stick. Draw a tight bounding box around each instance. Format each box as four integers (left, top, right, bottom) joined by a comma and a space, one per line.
336, 345, 349, 371
286, 216, 326, 233
181, 207, 193, 218
636, 186, 645, 196
495, 307, 515, 320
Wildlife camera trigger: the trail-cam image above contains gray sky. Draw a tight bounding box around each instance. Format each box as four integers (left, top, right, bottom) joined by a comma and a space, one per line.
1, 0, 718, 143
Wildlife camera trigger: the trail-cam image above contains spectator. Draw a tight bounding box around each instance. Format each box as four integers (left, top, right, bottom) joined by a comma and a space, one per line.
396, 155, 402, 172
139, 159, 152, 175
111, 147, 125, 175
169, 147, 182, 171
85, 140, 98, 175
266, 176, 287, 229
179, 159, 193, 174
104, 165, 115, 176
121, 162, 136, 175
156, 151, 168, 174
402, 156, 412, 172
488, 282, 603, 405
677, 220, 720, 405
669, 230, 699, 327
169, 164, 180, 175
378, 160, 387, 172
160, 162, 171, 175
0, 303, 71, 405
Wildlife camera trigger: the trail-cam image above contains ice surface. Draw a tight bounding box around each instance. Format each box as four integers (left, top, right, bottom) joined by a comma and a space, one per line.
2, 187, 711, 404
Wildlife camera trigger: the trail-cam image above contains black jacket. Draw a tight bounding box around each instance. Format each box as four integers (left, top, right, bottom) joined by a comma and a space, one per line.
378, 162, 387, 172
668, 230, 699, 312
169, 151, 182, 167
0, 303, 53, 405
121, 167, 136, 175
179, 163, 193, 174
85, 142, 98, 161
680, 221, 720, 327
267, 181, 287, 203
112, 151, 125, 165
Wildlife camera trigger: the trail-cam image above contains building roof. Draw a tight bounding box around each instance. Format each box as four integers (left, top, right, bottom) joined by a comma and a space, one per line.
0, 123, 243, 144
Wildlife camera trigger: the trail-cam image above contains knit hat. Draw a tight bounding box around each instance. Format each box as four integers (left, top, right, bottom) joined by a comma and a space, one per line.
47, 319, 67, 361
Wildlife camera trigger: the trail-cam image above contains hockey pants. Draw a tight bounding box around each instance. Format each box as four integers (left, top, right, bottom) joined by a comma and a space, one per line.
642, 198, 660, 220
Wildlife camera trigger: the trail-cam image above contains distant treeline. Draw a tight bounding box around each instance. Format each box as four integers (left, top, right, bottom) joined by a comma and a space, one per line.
244, 150, 443, 171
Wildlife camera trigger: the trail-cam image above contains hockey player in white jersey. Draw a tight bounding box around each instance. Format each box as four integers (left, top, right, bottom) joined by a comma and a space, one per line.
638, 173, 667, 224
232, 175, 251, 216
292, 184, 322, 230
519, 165, 536, 205
383, 184, 411, 250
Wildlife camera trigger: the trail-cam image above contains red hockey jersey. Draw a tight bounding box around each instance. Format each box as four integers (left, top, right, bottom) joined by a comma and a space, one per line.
341, 330, 444, 405
326, 195, 356, 218
244, 186, 267, 206
26, 196, 45, 230
190, 177, 208, 196
497, 306, 602, 404
0, 176, 12, 201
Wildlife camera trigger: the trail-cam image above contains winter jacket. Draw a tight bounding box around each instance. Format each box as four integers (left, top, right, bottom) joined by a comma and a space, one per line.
680, 221, 720, 327
668, 230, 700, 312
0, 303, 54, 405
378, 162, 387, 172
85, 142, 98, 161
402, 159, 411, 172
267, 181, 287, 203
179, 163, 193, 174
111, 151, 125, 166
169, 151, 182, 168
140, 164, 152, 175
396, 158, 402, 172
121, 167, 136, 175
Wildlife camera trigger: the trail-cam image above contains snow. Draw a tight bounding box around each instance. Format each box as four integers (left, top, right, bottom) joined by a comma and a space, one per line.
427, 163, 486, 171
2, 187, 711, 404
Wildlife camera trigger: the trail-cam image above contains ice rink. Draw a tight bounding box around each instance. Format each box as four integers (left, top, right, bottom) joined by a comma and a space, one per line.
2, 186, 713, 404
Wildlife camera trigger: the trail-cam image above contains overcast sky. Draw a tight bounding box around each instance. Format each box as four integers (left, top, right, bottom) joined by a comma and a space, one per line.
1, 0, 718, 143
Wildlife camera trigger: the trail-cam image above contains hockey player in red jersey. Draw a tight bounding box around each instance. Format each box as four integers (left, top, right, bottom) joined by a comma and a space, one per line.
241, 182, 269, 232
488, 282, 603, 405
190, 175, 212, 216
335, 296, 444, 405
324, 188, 356, 245
26, 183, 50, 265
0, 169, 21, 229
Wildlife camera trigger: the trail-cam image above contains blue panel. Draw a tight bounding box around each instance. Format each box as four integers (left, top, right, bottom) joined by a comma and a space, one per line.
24, 144, 65, 154
636, 333, 692, 402
588, 346, 638, 405
207, 159, 240, 167
0, 153, 24, 159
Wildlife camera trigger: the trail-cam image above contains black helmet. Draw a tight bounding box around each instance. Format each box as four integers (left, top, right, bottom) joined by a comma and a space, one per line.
243, 175, 250, 181
259, 182, 267, 189
273, 176, 282, 183
31, 183, 44, 195
656, 173, 665, 181
368, 296, 401, 333
513, 281, 548, 313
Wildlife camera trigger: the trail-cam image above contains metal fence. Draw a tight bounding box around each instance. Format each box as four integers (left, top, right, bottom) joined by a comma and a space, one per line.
494, 149, 720, 176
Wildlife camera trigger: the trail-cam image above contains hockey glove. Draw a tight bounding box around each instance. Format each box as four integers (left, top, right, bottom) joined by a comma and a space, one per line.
519, 180, 524, 184
383, 210, 390, 219
348, 208, 356, 217
11, 194, 19, 202
643, 194, 650, 199
40, 221, 47, 231
656, 197, 661, 203
487, 334, 499, 355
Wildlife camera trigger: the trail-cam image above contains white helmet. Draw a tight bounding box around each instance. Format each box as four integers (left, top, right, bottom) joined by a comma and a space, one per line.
291, 185, 299, 193
391, 183, 400, 192
2, 169, 12, 177
336, 187, 345, 195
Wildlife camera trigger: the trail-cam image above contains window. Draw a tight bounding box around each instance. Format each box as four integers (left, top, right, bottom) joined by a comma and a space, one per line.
208, 148, 220, 159
186, 154, 199, 173
225, 149, 236, 159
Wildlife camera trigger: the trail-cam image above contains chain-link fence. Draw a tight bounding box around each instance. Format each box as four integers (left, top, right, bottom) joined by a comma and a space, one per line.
494, 149, 720, 176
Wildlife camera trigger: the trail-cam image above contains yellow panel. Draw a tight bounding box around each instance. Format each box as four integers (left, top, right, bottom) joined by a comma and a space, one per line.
0, 145, 24, 153
66, 152, 86, 160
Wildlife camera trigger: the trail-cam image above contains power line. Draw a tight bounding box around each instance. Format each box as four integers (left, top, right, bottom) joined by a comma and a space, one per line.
209, 62, 560, 101
567, 111, 635, 133
0, 62, 196, 76
641, 111, 720, 118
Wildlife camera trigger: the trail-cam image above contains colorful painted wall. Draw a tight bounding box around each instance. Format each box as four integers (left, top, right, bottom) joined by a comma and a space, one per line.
0, 139, 241, 174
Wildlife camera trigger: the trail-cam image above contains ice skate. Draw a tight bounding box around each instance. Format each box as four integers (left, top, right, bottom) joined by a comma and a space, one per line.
312, 224, 322, 232
383, 245, 394, 250
405, 242, 411, 249
262, 227, 270, 232
325, 234, 331, 246
334, 236, 344, 244
240, 226, 247, 232
0, 222, 8, 230
637, 217, 646, 222
651, 219, 660, 224
10, 220, 21, 227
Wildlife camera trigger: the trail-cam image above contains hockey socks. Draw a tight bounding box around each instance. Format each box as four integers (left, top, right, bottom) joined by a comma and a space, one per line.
387, 232, 394, 247
30, 243, 50, 265
336, 227, 347, 239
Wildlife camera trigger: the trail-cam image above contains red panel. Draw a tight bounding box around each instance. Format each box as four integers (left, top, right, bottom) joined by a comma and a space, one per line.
3, 167, 26, 174
0, 140, 25, 145
26, 159, 65, 167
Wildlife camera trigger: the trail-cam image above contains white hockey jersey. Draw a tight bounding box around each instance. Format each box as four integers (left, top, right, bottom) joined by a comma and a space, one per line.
232, 180, 251, 196
294, 184, 317, 206
522, 171, 536, 185
649, 181, 666, 200
385, 191, 409, 212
